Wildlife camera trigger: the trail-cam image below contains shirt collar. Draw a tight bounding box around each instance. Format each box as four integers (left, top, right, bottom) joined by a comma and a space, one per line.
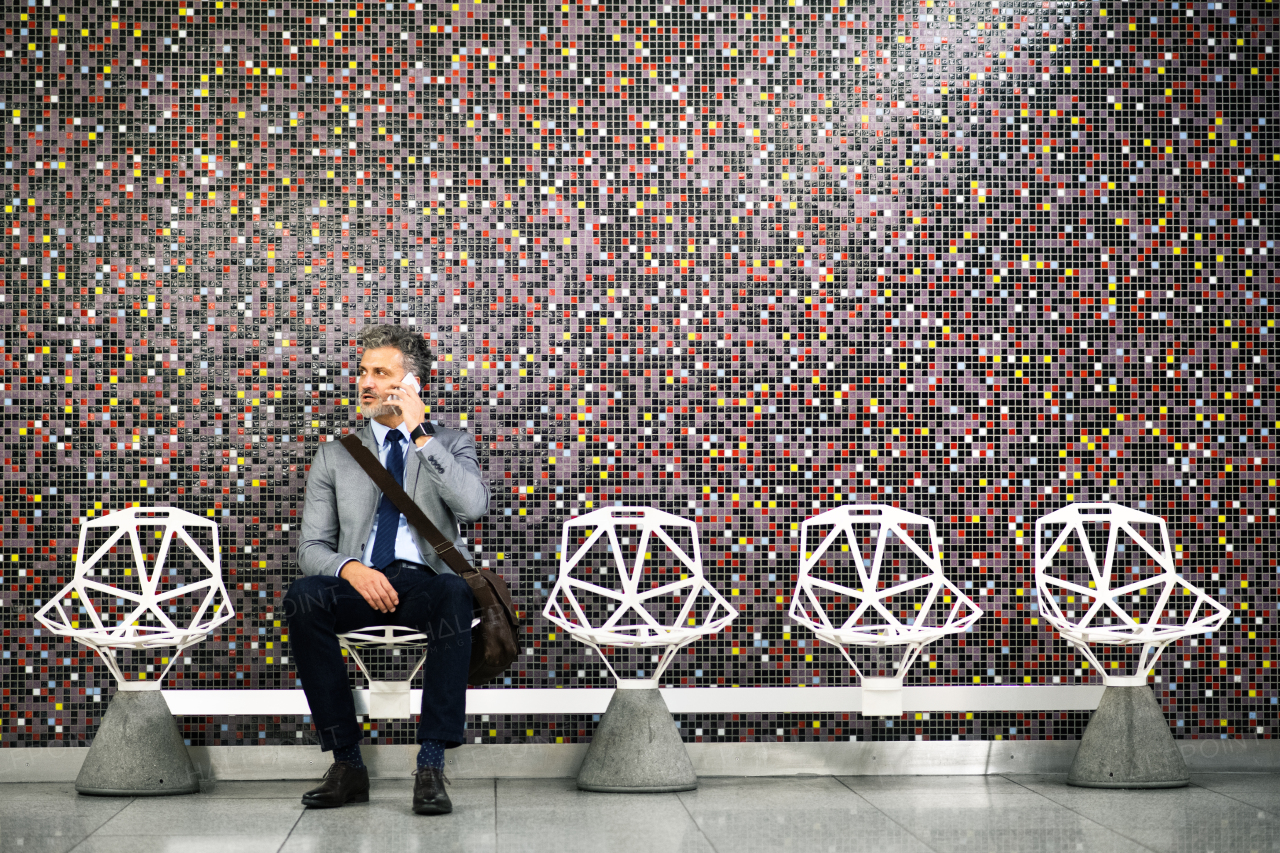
370, 419, 410, 446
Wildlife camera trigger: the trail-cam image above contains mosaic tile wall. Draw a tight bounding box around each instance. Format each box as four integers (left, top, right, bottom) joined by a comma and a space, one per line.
0, 0, 1275, 749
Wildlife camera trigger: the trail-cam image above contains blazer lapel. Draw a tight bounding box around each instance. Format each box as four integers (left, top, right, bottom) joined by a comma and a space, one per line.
402, 433, 423, 504
401, 420, 438, 503
359, 423, 379, 453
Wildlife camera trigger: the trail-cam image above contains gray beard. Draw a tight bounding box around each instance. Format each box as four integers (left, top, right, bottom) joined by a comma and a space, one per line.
363, 399, 400, 419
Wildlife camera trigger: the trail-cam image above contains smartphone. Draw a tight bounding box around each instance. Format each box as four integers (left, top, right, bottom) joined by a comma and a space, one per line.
391, 372, 421, 403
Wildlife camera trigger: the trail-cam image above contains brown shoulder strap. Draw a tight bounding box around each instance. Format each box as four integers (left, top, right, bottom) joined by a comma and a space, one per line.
339, 434, 476, 577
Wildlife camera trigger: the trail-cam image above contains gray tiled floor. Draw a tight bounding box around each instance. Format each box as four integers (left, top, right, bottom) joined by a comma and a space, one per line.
2, 774, 1278, 853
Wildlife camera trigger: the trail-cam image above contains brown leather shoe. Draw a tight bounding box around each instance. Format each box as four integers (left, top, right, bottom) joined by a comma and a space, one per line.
412, 766, 452, 815
301, 762, 370, 808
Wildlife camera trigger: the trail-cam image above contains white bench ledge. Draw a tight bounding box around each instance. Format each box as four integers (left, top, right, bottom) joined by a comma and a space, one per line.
155, 685, 1107, 717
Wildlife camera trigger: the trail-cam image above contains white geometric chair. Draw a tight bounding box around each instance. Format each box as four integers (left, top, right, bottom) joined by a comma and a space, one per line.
35, 507, 234, 687
543, 506, 738, 792
1034, 503, 1228, 687
789, 505, 981, 716
543, 506, 738, 688
1033, 502, 1229, 787
34, 507, 234, 795
336, 618, 479, 719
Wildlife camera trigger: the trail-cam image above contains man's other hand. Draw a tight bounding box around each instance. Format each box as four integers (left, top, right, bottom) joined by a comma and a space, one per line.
340, 562, 400, 613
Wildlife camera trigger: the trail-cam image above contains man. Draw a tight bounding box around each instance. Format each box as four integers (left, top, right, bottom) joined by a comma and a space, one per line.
284, 324, 489, 815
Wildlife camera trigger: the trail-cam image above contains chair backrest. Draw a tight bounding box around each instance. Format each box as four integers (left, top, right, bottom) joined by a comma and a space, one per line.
34, 506, 235, 685
789, 504, 981, 647
543, 505, 737, 652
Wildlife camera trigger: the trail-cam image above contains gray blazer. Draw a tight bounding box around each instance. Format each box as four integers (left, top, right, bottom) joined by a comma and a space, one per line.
296, 422, 490, 578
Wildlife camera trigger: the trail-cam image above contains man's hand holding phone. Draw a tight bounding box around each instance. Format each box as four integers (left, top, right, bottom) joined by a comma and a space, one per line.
389, 372, 429, 442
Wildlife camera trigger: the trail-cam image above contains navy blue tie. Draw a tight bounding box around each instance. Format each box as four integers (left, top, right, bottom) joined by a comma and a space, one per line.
369, 431, 406, 570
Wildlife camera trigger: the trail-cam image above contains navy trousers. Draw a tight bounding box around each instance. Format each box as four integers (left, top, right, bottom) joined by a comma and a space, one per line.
283, 564, 474, 751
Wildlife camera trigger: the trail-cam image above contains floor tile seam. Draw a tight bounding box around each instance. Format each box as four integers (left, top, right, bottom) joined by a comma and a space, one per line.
50, 799, 117, 845
997, 774, 1166, 853
674, 785, 724, 853
63, 794, 138, 845
831, 775, 944, 853
275, 793, 310, 853
1191, 787, 1280, 819
493, 776, 505, 849
66, 836, 96, 853
194, 795, 316, 801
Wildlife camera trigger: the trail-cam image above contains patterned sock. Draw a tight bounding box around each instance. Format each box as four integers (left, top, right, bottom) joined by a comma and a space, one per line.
333, 742, 365, 769
417, 738, 446, 770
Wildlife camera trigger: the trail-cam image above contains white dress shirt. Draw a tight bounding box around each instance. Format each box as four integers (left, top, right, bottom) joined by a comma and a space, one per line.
336, 419, 433, 575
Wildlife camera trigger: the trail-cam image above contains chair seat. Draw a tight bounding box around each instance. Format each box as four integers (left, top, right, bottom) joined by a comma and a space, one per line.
808, 624, 970, 649
55, 626, 217, 652
337, 625, 431, 648
558, 623, 731, 649
337, 618, 481, 649
1049, 621, 1212, 645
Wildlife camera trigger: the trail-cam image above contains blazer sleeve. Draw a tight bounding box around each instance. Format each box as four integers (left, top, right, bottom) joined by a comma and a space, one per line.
415, 430, 491, 524
296, 442, 366, 577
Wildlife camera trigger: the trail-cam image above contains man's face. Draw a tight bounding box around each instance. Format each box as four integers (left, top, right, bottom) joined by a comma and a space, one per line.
357, 346, 417, 421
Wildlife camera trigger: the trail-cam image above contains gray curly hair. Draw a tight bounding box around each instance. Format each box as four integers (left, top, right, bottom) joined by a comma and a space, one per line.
357, 325, 435, 381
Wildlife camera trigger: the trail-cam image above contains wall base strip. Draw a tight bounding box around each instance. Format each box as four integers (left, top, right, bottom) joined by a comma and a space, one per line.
2, 740, 1276, 784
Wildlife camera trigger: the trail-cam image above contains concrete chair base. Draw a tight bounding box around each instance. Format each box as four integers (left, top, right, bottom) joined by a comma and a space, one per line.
1067, 684, 1189, 789
577, 685, 697, 793
76, 687, 200, 796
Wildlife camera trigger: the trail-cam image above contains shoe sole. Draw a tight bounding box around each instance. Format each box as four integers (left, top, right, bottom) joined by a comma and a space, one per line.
413, 804, 453, 816
302, 790, 370, 808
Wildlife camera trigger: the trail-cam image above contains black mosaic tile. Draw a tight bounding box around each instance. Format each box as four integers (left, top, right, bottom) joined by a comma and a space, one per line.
0, 0, 1275, 748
